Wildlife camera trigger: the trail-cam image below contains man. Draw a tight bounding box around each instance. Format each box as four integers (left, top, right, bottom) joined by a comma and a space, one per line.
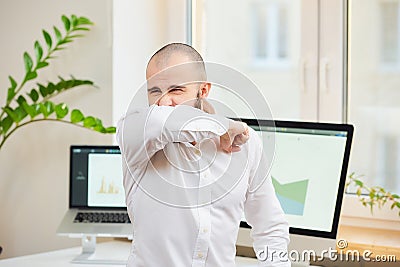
117, 43, 289, 266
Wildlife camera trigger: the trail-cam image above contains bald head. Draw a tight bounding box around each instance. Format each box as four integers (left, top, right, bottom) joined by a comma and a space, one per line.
146, 43, 206, 81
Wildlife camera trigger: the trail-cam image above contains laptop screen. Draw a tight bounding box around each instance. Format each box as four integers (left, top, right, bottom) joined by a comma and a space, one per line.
69, 146, 125, 209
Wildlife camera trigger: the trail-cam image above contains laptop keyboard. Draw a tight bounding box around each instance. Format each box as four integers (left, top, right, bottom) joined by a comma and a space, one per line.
74, 212, 131, 224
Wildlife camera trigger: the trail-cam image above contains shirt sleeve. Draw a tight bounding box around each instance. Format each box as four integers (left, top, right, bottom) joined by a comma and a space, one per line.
244, 131, 290, 267
116, 104, 230, 173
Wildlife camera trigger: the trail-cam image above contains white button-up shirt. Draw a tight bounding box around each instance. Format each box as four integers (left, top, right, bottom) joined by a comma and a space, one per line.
117, 105, 289, 267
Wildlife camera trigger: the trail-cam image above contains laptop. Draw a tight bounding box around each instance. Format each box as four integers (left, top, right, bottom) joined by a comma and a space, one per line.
57, 145, 133, 239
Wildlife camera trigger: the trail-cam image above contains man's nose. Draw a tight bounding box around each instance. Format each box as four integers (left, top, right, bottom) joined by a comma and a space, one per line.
157, 93, 173, 106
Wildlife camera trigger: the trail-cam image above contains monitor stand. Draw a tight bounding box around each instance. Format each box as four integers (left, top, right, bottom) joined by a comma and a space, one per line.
71, 235, 127, 265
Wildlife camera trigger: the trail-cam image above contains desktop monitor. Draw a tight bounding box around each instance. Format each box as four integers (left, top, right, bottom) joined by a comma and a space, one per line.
235, 119, 354, 265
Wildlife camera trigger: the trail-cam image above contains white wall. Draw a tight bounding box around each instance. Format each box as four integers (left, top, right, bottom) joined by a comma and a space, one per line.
112, 0, 187, 125
0, 0, 113, 258
0, 0, 187, 259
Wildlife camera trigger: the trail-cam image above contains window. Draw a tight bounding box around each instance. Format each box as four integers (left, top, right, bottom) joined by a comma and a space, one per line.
191, 0, 304, 120
380, 0, 400, 68
251, 1, 290, 67
190, 0, 400, 222
349, 0, 400, 195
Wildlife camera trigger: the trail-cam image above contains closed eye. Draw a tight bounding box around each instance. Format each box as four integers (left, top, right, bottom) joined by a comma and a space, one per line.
168, 85, 186, 94
169, 88, 184, 93
148, 87, 162, 95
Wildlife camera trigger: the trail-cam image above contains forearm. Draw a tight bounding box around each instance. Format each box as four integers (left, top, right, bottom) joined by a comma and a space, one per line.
116, 105, 229, 167
158, 105, 229, 143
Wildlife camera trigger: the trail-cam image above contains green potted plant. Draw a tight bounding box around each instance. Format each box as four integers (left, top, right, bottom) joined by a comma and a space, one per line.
0, 14, 115, 150
346, 172, 400, 216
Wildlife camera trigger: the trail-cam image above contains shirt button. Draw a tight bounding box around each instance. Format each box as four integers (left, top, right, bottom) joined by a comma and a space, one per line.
197, 253, 204, 258
203, 228, 208, 233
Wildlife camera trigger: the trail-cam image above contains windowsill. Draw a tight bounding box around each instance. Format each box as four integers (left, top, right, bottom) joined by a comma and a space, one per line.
340, 194, 400, 231
337, 224, 400, 259
338, 194, 400, 261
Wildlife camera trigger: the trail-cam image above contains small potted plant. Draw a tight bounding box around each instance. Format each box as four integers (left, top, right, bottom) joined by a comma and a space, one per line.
346, 172, 400, 216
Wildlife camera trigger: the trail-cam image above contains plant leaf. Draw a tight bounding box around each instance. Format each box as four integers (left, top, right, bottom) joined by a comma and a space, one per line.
43, 78, 94, 98
105, 126, 116, 133
369, 191, 375, 199
38, 83, 48, 98
95, 118, 103, 126
27, 89, 39, 102
92, 118, 105, 133
39, 101, 54, 118
93, 124, 106, 133
54, 47, 66, 52
58, 39, 73, 45
42, 30, 52, 49
47, 82, 56, 95
83, 116, 96, 128
62, 15, 71, 31
55, 103, 69, 119
9, 76, 17, 90
54, 26, 62, 43
4, 107, 26, 123
34, 41, 43, 62
71, 15, 78, 27
14, 106, 28, 122
71, 109, 84, 123
1, 116, 13, 134
354, 179, 363, 187
3, 107, 19, 122
16, 95, 27, 106
23, 52, 33, 72
7, 87, 16, 103
36, 61, 49, 69
6, 76, 18, 103
356, 188, 361, 196
68, 34, 85, 38
73, 27, 90, 31
25, 71, 38, 82
21, 102, 37, 119
77, 16, 93, 25
33, 103, 41, 115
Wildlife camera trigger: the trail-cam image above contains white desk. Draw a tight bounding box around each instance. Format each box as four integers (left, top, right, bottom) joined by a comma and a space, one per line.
0, 240, 259, 267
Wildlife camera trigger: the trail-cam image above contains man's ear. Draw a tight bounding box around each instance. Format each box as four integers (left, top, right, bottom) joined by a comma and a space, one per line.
199, 82, 211, 98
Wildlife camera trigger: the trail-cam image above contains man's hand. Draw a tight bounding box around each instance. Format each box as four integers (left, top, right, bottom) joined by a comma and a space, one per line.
220, 121, 250, 153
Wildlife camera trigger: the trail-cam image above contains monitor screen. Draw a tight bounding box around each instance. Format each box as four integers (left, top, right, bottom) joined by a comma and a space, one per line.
69, 146, 125, 209
239, 119, 353, 239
